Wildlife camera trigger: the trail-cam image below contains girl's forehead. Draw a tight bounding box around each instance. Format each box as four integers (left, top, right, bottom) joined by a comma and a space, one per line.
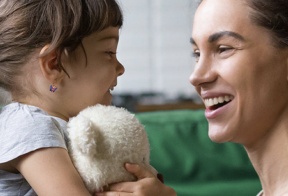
87, 27, 120, 41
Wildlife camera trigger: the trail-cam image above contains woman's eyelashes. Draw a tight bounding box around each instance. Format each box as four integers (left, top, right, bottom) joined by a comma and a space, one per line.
218, 45, 238, 59
192, 45, 235, 62
218, 45, 234, 54
192, 49, 200, 62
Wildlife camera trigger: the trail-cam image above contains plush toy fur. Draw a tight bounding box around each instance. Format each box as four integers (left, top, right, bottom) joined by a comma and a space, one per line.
67, 104, 157, 193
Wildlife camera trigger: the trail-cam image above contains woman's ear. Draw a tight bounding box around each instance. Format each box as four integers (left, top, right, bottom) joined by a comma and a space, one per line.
39, 45, 65, 84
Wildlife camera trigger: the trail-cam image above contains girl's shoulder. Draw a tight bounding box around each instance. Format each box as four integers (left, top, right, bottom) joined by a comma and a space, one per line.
0, 102, 68, 164
1, 102, 48, 122
0, 102, 66, 130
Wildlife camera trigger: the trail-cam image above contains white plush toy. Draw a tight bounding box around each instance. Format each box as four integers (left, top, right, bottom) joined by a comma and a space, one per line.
67, 104, 158, 193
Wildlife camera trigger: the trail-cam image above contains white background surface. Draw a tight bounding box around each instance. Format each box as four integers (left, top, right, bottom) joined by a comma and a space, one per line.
115, 0, 199, 100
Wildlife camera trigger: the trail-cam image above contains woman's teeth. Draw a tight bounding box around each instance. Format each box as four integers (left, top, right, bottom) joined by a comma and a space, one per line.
204, 95, 233, 107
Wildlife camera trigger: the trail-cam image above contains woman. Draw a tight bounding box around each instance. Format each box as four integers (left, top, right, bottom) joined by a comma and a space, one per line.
190, 0, 288, 195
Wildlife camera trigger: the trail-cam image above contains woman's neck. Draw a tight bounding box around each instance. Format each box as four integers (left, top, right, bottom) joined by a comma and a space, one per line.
245, 113, 288, 196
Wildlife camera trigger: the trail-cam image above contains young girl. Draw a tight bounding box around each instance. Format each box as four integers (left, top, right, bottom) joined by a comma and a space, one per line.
190, 0, 288, 195
0, 0, 176, 195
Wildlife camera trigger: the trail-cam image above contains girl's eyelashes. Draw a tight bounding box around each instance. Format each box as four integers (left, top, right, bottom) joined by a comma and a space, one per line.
105, 51, 117, 56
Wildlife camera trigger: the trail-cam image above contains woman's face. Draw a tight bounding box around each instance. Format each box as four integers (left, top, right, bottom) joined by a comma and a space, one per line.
190, 0, 288, 146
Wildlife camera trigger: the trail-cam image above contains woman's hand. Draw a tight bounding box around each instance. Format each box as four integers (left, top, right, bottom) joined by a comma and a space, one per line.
95, 163, 176, 196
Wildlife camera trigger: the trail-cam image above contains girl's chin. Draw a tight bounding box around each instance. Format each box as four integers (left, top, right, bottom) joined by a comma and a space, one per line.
98, 93, 113, 105
102, 99, 113, 106
97, 101, 112, 106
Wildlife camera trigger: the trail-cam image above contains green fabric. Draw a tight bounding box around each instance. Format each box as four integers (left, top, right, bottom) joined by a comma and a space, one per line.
136, 109, 261, 196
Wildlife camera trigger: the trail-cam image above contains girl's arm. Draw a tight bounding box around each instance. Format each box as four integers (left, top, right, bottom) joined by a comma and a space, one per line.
12, 147, 91, 196
96, 163, 177, 196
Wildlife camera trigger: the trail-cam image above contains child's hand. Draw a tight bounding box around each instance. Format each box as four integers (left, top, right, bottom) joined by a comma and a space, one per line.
95, 163, 176, 196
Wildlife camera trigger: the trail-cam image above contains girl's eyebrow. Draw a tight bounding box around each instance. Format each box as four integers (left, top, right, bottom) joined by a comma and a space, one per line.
98, 35, 119, 42
190, 31, 245, 46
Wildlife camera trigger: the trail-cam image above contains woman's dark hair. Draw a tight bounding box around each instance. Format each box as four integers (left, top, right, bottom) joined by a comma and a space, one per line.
0, 0, 123, 93
246, 0, 288, 48
198, 0, 288, 48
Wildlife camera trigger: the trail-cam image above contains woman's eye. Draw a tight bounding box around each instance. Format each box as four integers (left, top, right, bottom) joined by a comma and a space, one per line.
218, 46, 233, 53
192, 50, 200, 62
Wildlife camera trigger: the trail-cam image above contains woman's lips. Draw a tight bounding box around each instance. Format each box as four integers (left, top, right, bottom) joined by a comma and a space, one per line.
203, 95, 234, 119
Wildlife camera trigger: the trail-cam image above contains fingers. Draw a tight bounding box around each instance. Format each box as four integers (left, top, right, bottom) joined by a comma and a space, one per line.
108, 181, 135, 193
124, 163, 155, 180
107, 164, 161, 194
95, 164, 156, 195
95, 192, 132, 196
94, 182, 134, 195
95, 163, 170, 196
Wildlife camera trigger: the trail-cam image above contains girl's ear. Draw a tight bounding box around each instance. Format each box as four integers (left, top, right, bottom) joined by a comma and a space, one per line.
39, 45, 65, 84
287, 57, 288, 82
286, 54, 288, 82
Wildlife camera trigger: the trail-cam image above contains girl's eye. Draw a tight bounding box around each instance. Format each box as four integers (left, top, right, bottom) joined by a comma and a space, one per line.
105, 51, 117, 56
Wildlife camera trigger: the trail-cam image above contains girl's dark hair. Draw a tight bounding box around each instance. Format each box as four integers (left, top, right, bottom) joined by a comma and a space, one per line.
0, 0, 123, 93
246, 0, 288, 48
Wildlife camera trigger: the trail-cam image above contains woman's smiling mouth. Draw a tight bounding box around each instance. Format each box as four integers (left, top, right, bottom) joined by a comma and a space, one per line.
204, 95, 233, 110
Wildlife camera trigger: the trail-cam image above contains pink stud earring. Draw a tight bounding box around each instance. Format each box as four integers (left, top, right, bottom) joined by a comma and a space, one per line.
49, 85, 57, 93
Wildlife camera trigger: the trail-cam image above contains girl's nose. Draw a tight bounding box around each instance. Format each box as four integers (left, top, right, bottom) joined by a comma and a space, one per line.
116, 60, 125, 76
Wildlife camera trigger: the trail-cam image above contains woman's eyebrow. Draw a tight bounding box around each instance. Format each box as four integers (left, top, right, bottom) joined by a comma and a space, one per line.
208, 31, 245, 43
190, 37, 197, 46
190, 31, 244, 46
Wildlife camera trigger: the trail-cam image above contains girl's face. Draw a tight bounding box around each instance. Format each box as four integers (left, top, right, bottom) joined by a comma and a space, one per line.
60, 27, 125, 118
190, 0, 288, 146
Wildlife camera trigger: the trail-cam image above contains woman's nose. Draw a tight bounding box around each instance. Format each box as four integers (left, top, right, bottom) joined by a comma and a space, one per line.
189, 58, 216, 87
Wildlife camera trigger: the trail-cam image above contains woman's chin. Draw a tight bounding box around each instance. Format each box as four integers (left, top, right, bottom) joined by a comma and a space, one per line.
208, 127, 233, 143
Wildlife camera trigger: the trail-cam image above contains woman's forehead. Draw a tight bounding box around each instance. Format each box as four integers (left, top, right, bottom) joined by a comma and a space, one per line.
192, 0, 253, 40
